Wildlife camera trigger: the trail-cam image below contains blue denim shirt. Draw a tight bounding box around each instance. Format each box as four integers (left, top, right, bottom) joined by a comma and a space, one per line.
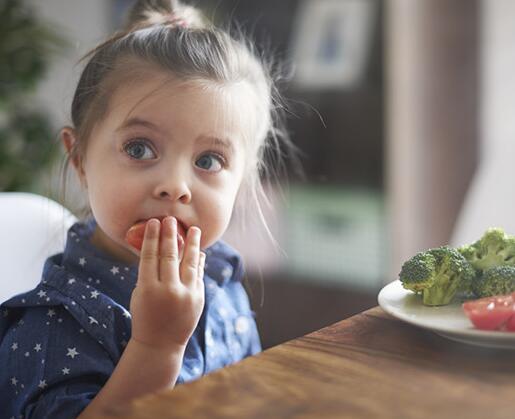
0, 219, 261, 418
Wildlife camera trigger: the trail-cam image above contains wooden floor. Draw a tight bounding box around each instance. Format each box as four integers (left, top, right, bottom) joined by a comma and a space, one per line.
245, 273, 379, 349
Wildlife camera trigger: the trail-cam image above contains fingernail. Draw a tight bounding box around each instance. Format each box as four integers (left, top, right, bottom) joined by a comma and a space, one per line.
147, 218, 159, 232
191, 227, 201, 240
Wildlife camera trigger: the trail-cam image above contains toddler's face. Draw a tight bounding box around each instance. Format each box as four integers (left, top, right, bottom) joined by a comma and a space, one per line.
72, 72, 249, 264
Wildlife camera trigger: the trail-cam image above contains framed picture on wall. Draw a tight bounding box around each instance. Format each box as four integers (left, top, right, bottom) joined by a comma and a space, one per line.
290, 0, 377, 90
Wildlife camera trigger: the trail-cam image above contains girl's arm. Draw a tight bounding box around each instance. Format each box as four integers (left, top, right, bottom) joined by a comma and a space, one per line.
78, 217, 205, 417
77, 339, 185, 418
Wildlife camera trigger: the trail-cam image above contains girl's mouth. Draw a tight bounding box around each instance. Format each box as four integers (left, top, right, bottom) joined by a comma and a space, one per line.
125, 217, 187, 254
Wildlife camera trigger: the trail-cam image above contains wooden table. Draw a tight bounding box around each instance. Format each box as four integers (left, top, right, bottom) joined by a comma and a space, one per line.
102, 307, 515, 419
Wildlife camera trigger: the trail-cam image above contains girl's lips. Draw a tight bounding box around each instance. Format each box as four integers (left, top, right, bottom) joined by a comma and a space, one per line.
125, 217, 187, 252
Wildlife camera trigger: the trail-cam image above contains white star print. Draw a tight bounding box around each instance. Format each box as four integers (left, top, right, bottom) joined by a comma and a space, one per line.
89, 316, 99, 325
221, 266, 233, 279
205, 329, 214, 347
37, 290, 47, 298
11, 377, 18, 385
235, 316, 249, 334
66, 347, 79, 359
38, 380, 47, 389
110, 266, 120, 275
11, 342, 18, 351
90, 290, 100, 299
79, 257, 86, 266
24, 352, 29, 357
47, 309, 56, 317
34, 343, 42, 352
68, 278, 76, 284
122, 310, 131, 319
62, 367, 70, 375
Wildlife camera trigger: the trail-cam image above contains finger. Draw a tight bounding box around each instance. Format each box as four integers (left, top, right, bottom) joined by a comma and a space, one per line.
178, 234, 185, 262
137, 218, 160, 286
197, 252, 206, 280
180, 226, 201, 286
159, 216, 180, 285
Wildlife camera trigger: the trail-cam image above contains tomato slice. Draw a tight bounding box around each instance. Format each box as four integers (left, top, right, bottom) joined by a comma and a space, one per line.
125, 219, 186, 253
462, 295, 515, 331
505, 293, 515, 331
125, 221, 146, 251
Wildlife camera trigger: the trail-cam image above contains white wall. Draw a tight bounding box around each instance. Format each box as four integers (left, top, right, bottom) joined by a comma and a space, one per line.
28, 0, 111, 128
27, 0, 111, 208
387, 0, 478, 278
451, 0, 515, 245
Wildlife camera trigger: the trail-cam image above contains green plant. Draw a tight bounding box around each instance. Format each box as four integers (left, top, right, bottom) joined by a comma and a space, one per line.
0, 0, 67, 192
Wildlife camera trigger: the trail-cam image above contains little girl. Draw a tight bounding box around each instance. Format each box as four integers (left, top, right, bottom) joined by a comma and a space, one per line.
0, 1, 293, 417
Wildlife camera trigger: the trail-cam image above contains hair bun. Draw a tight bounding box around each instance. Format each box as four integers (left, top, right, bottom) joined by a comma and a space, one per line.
124, 0, 207, 31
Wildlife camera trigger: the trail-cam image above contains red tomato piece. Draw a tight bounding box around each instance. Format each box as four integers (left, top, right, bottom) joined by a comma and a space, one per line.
125, 221, 147, 251
506, 314, 515, 332
505, 296, 515, 331
462, 295, 515, 331
125, 219, 186, 254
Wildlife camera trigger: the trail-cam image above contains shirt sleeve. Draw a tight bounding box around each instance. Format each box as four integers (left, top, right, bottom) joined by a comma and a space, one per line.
223, 251, 262, 358
1, 304, 114, 419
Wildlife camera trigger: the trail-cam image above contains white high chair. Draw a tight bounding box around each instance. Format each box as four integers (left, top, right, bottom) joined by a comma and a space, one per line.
0, 192, 77, 303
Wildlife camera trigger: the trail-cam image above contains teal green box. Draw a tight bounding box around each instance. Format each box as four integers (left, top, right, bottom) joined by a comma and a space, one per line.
283, 186, 387, 290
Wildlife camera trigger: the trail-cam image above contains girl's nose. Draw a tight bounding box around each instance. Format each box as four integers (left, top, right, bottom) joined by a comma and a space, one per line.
154, 179, 192, 204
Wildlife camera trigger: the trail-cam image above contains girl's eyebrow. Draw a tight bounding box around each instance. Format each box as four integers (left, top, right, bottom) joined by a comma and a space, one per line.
197, 136, 235, 154
117, 117, 162, 133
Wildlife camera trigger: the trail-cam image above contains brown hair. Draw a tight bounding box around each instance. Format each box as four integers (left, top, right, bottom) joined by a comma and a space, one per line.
61, 0, 297, 241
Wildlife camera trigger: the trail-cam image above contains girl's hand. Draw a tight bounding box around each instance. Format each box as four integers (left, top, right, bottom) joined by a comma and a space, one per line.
129, 217, 206, 350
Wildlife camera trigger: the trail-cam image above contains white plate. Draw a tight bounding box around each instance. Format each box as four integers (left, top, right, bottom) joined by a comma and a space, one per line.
378, 280, 515, 349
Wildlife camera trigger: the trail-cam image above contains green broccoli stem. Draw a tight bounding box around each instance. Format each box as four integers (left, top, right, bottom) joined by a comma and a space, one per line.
422, 286, 455, 306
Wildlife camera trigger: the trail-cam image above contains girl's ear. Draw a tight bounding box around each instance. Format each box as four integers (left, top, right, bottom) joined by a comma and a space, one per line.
60, 127, 87, 187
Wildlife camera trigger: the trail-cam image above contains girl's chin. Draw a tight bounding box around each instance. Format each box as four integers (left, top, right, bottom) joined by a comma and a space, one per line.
90, 226, 139, 265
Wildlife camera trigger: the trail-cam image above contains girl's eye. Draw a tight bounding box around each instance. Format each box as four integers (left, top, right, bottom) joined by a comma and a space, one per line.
195, 153, 225, 172
123, 140, 156, 160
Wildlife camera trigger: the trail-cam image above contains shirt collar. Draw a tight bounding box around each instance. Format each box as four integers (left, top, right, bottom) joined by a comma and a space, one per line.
60, 218, 138, 308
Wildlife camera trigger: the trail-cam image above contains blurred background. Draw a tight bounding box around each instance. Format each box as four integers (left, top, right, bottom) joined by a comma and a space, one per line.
2, 0, 514, 350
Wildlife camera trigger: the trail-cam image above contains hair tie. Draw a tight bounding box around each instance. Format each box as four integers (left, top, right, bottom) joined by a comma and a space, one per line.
163, 12, 188, 28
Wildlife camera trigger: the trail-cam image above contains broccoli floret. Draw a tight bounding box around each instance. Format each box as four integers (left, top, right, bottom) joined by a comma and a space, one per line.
458, 228, 515, 273
399, 246, 475, 306
473, 265, 515, 297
